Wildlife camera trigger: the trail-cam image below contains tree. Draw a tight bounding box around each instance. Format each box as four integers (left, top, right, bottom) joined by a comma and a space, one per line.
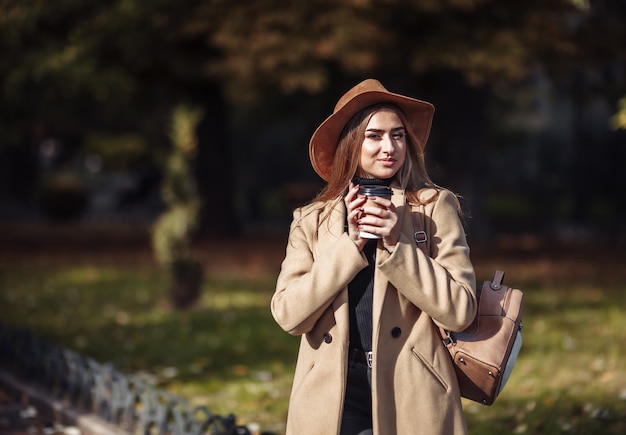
1, 0, 623, 234
225, 0, 623, 233
0, 0, 235, 232
204, 0, 594, 236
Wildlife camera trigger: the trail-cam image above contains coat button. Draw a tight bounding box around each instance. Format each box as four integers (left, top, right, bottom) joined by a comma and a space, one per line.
323, 333, 333, 343
391, 327, 402, 338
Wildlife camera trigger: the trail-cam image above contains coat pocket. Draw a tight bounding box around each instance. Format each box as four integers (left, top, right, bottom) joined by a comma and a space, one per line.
411, 347, 450, 392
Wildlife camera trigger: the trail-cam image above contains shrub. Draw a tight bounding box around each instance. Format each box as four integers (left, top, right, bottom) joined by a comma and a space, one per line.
152, 104, 204, 309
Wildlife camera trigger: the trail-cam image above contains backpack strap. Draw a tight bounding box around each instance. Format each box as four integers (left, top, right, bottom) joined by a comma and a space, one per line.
409, 204, 460, 345
410, 203, 430, 257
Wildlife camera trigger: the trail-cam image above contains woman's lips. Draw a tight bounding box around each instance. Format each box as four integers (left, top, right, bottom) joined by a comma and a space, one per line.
379, 159, 396, 167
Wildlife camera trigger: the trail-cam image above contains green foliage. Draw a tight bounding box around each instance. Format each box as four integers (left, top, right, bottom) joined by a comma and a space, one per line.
169, 105, 204, 155
611, 96, 626, 130
84, 133, 151, 170
152, 104, 203, 266
1, 0, 623, 229
152, 205, 199, 265
207, 0, 584, 103
0, 0, 609, 115
0, 258, 295, 432
152, 104, 204, 308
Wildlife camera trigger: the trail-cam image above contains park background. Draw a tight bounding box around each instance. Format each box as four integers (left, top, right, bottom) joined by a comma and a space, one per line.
1, 1, 625, 434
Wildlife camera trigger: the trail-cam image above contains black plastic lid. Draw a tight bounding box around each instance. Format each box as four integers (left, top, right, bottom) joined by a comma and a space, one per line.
358, 185, 392, 197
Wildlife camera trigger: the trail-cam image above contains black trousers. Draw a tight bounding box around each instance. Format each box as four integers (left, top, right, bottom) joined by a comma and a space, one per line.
340, 351, 373, 435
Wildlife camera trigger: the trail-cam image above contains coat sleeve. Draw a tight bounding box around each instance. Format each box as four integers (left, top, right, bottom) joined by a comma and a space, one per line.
377, 190, 477, 332
271, 207, 368, 336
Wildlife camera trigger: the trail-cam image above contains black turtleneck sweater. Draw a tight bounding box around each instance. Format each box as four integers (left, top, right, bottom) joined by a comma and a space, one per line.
348, 238, 377, 351
347, 176, 393, 351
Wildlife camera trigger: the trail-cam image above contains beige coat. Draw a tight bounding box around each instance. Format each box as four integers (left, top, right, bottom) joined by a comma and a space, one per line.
272, 187, 477, 435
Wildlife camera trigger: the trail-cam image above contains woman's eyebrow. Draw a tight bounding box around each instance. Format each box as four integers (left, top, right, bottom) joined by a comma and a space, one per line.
365, 126, 405, 132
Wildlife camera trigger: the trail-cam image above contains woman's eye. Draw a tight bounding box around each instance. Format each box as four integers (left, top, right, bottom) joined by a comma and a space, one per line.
392, 132, 406, 139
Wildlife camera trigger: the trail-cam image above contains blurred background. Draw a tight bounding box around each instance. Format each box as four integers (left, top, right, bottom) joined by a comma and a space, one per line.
1, 1, 626, 434
1, 0, 624, 242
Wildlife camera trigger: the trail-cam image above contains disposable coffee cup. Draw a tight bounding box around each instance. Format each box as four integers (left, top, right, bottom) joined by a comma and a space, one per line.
357, 185, 392, 239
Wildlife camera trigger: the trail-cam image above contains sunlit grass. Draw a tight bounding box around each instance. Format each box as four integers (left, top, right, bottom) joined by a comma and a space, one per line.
0, 259, 297, 433
468, 249, 626, 434
1, 242, 626, 434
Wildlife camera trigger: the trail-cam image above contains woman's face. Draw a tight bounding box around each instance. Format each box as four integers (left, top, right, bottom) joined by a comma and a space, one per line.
358, 109, 407, 179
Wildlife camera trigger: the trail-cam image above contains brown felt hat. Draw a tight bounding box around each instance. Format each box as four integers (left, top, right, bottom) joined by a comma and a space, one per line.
309, 79, 435, 181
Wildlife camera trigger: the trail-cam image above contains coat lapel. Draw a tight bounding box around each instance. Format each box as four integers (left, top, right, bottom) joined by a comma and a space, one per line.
315, 198, 346, 252
372, 186, 414, 331
315, 200, 351, 326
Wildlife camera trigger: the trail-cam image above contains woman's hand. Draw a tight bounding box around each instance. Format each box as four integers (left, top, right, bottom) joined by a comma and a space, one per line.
344, 182, 401, 252
344, 182, 367, 250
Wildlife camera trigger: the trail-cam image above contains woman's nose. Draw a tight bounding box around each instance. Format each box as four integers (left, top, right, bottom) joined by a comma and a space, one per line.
382, 135, 395, 154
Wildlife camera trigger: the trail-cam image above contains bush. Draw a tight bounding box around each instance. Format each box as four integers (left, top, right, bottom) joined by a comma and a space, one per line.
152, 104, 204, 309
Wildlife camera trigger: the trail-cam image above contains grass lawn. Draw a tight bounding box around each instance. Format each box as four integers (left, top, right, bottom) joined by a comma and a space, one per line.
1, 235, 625, 434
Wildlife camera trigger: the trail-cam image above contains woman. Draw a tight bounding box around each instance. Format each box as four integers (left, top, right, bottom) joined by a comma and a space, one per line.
271, 79, 477, 435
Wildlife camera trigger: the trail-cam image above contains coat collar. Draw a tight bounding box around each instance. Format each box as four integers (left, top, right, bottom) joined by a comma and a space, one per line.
319, 198, 347, 240
391, 185, 415, 245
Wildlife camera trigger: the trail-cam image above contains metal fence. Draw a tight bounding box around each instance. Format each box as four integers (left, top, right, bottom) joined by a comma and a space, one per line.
0, 323, 254, 435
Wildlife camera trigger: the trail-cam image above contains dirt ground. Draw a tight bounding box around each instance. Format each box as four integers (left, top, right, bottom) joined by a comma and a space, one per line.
0, 221, 289, 281
1, 221, 624, 285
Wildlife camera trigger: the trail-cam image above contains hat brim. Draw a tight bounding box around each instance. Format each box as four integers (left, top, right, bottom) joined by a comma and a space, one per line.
309, 89, 434, 182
